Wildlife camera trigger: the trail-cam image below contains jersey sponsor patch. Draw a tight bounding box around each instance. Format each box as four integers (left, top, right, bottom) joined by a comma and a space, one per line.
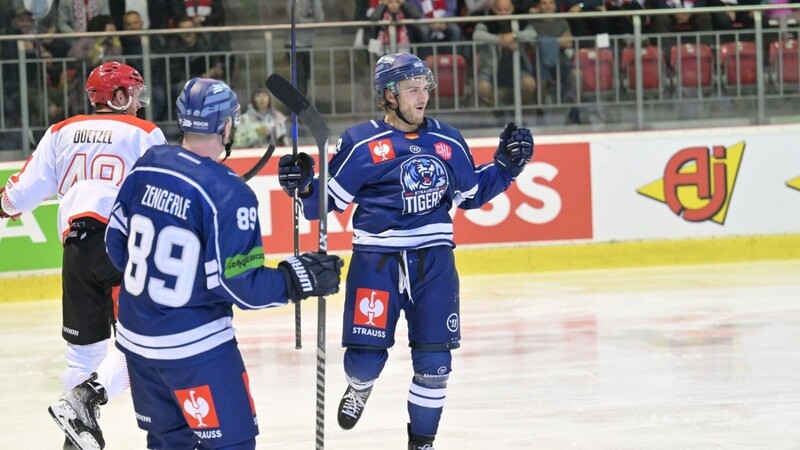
400, 156, 449, 215
354, 288, 389, 329
174, 384, 220, 428
434, 142, 452, 160
368, 139, 396, 163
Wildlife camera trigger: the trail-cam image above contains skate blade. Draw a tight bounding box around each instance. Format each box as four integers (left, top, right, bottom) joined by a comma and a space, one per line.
48, 403, 102, 450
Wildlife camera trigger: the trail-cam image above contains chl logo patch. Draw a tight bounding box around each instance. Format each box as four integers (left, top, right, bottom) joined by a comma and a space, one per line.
174, 384, 220, 428
434, 142, 452, 160
354, 288, 389, 329
368, 139, 396, 163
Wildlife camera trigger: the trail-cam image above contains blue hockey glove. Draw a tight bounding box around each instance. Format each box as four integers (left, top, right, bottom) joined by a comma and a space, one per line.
278, 153, 315, 197
494, 122, 534, 177
278, 252, 344, 302
0, 185, 21, 221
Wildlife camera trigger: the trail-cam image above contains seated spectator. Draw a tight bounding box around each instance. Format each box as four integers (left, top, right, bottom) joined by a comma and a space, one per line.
120, 10, 168, 120
408, 0, 467, 60
472, 0, 538, 107
649, 0, 717, 46
234, 87, 290, 149
110, 0, 152, 30
1, 7, 59, 124
369, 0, 425, 54
353, 0, 379, 47
604, 0, 665, 38
529, 0, 575, 103
57, 0, 111, 62
284, 0, 324, 97
557, 0, 609, 48
67, 14, 122, 67
176, 0, 231, 50
162, 16, 230, 104
178, 0, 226, 27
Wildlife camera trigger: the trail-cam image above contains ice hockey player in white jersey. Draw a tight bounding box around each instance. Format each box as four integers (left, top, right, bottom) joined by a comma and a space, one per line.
277, 53, 534, 449
0, 61, 165, 450
104, 77, 343, 450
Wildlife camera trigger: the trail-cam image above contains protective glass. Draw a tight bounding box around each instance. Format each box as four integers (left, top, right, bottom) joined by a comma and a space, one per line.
398, 73, 437, 95
131, 85, 150, 107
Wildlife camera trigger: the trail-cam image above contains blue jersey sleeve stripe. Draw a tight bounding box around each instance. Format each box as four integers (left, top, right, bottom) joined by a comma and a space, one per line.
328, 178, 353, 210
108, 206, 128, 235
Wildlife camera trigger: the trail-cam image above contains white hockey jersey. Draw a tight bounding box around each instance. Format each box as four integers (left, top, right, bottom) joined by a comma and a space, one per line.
2, 114, 166, 241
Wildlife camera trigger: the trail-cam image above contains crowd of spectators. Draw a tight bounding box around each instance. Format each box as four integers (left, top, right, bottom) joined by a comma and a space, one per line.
0, 0, 234, 144
2, 0, 800, 149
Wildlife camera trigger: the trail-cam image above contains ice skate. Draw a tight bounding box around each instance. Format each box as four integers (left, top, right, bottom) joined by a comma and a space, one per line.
337, 384, 373, 430
407, 423, 435, 450
48, 373, 107, 450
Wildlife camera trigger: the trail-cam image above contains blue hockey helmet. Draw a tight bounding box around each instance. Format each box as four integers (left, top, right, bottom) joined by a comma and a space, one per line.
374, 53, 437, 98
176, 77, 241, 135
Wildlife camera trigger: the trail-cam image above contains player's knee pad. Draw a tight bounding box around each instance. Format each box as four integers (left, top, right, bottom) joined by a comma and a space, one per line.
411, 350, 451, 389
344, 347, 389, 384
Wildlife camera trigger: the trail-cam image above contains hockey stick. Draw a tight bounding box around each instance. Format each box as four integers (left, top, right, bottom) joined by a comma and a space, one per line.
290, 0, 303, 350
266, 73, 330, 450
241, 142, 276, 182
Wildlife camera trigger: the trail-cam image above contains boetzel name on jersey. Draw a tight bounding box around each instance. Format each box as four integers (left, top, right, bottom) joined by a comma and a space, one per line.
73, 129, 113, 144
141, 184, 191, 220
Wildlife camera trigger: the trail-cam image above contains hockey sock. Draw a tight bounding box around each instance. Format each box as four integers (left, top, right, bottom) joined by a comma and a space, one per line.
94, 347, 129, 400
407, 349, 451, 437
62, 340, 107, 392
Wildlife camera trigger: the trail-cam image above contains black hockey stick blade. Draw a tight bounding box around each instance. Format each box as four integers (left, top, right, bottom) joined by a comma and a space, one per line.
266, 74, 329, 151
241, 142, 276, 182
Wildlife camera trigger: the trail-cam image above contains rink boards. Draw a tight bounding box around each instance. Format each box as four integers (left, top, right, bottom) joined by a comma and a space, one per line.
1, 124, 799, 301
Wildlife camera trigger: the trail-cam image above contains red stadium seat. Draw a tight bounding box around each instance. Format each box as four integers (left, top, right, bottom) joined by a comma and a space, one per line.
424, 54, 466, 98
769, 39, 800, 91
620, 46, 663, 94
669, 44, 714, 92
575, 48, 614, 99
719, 41, 757, 90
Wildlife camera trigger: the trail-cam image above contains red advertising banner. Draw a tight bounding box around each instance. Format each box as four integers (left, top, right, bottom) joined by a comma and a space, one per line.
225, 142, 593, 254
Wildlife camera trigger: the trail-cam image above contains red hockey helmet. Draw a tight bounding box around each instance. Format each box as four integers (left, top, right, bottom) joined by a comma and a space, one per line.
85, 61, 150, 108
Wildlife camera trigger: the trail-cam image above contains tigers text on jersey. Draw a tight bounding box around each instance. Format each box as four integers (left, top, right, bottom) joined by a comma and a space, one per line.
105, 145, 291, 367
2, 114, 166, 241
299, 118, 514, 252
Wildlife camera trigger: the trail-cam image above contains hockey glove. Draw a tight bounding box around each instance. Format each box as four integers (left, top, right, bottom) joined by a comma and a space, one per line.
278, 252, 344, 302
0, 185, 21, 221
278, 153, 315, 197
494, 122, 534, 177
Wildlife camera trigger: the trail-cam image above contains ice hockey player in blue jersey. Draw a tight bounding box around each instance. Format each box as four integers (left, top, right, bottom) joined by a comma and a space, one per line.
105, 77, 343, 450
277, 53, 534, 449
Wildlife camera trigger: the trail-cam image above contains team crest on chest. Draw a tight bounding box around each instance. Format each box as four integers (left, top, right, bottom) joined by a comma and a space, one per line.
368, 139, 396, 163
400, 156, 449, 215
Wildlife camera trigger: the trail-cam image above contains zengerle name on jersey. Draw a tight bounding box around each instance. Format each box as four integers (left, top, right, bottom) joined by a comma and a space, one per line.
73, 129, 113, 144
140, 184, 192, 220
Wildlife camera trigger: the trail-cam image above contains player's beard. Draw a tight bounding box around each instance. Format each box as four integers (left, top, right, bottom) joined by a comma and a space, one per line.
397, 99, 425, 128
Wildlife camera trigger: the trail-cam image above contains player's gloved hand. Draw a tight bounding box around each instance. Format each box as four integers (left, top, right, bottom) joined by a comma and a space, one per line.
278, 153, 315, 197
0, 185, 21, 221
494, 122, 534, 177
278, 252, 344, 302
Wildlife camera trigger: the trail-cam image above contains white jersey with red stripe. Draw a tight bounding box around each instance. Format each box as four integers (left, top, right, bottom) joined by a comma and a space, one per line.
2, 114, 166, 241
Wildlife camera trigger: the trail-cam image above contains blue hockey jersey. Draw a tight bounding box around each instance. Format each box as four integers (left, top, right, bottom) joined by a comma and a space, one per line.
300, 118, 514, 252
105, 145, 290, 367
